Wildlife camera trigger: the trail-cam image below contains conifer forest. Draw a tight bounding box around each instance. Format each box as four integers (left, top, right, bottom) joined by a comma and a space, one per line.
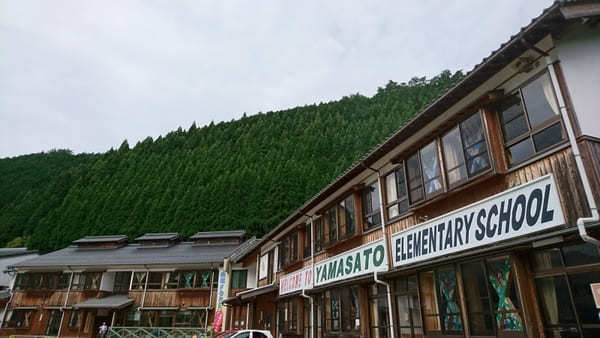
0, 71, 463, 252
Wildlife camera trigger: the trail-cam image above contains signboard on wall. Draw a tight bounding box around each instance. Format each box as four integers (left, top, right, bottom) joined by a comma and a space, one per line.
314, 239, 388, 287
279, 266, 313, 295
391, 174, 565, 267
591, 283, 600, 309
259, 253, 268, 280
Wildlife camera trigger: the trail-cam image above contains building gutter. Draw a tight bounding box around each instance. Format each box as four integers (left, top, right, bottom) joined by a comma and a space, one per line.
364, 165, 396, 338
546, 56, 600, 246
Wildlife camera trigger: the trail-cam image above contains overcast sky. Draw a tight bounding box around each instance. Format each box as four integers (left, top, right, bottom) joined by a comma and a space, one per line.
0, 0, 554, 158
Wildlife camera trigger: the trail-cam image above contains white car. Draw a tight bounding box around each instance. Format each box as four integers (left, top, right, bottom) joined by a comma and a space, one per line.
225, 330, 273, 338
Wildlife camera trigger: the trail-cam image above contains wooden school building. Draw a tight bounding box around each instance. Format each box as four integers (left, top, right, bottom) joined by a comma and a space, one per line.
224, 1, 600, 338
0, 231, 258, 337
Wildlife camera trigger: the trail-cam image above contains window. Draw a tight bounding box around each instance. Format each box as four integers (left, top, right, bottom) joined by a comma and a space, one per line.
179, 271, 196, 289
279, 232, 299, 269
362, 181, 382, 231
132, 272, 147, 290
57, 273, 70, 290
71, 273, 85, 291
14, 273, 29, 291
69, 310, 82, 328
4, 309, 33, 328
338, 195, 355, 238
231, 270, 248, 289
420, 141, 443, 198
303, 224, 312, 258
314, 217, 324, 253
163, 272, 179, 289
325, 206, 338, 245
441, 112, 491, 188
83, 272, 101, 290
368, 284, 389, 338
461, 258, 524, 336
46, 310, 62, 335
323, 286, 360, 333
497, 71, 564, 166
114, 272, 132, 293
395, 275, 423, 338
532, 243, 600, 337
147, 272, 163, 290
303, 298, 311, 338
406, 152, 425, 203
197, 270, 213, 289
278, 298, 298, 333
41, 274, 58, 290
419, 267, 463, 335
385, 163, 409, 220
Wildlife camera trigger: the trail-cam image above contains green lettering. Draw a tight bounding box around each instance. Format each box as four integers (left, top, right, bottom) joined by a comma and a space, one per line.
336, 258, 344, 277
353, 252, 362, 273
363, 248, 373, 270
328, 261, 338, 280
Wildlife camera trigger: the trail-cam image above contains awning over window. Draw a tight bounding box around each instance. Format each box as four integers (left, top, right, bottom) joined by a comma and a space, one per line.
238, 284, 278, 301
73, 295, 134, 309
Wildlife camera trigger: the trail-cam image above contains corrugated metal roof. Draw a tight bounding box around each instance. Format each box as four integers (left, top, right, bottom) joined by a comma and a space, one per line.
259, 0, 573, 244
190, 230, 246, 240
72, 235, 128, 244
134, 233, 180, 241
10, 241, 239, 269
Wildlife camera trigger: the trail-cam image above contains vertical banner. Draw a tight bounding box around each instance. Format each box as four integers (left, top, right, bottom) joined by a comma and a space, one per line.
213, 270, 227, 332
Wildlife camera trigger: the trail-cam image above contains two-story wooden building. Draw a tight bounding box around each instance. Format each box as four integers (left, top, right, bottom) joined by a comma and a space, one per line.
0, 231, 257, 337
225, 1, 600, 338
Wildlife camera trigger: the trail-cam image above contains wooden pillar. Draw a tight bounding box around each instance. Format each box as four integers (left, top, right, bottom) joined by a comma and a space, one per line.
359, 284, 370, 338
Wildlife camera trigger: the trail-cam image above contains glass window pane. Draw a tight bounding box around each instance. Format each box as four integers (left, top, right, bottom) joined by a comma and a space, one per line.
435, 268, 463, 332
568, 271, 600, 325
344, 195, 355, 235
535, 276, 577, 326
533, 122, 563, 152
487, 258, 523, 331
461, 262, 494, 335
442, 127, 467, 186
522, 72, 559, 129
420, 141, 443, 197
499, 95, 529, 142
387, 205, 399, 220
386, 172, 397, 204
507, 138, 535, 165
532, 249, 563, 271
407, 153, 424, 203
419, 271, 441, 331
562, 243, 600, 266
461, 113, 485, 148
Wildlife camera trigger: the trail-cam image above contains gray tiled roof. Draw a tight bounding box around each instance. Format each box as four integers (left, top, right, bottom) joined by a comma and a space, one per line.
190, 230, 246, 240
134, 233, 180, 241
10, 242, 239, 269
229, 237, 261, 263
0, 248, 37, 258
72, 235, 128, 244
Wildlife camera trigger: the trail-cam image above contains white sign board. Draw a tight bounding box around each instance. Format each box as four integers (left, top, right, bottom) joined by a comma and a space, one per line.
314, 239, 387, 287
259, 254, 268, 280
391, 174, 564, 267
279, 266, 313, 295
215, 270, 227, 310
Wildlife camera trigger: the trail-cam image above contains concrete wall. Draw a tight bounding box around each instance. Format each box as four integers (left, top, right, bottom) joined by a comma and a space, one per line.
556, 24, 600, 139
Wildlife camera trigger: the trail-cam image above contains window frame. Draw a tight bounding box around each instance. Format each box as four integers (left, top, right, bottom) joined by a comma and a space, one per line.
231, 269, 248, 289
362, 180, 382, 232
440, 111, 492, 189
497, 70, 566, 167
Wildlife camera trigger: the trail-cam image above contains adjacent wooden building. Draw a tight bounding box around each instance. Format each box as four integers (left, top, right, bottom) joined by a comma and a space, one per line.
224, 2, 600, 338
0, 231, 256, 337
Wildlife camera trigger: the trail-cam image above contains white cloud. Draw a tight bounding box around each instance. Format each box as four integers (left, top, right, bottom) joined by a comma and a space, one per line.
0, 0, 554, 157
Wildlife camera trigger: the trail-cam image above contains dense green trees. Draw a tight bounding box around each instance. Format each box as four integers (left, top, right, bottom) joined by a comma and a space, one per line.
0, 71, 463, 252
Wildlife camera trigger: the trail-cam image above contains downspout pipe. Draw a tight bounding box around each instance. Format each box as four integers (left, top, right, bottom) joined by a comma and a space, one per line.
137, 265, 150, 311
546, 56, 600, 246
299, 215, 315, 338
57, 270, 75, 338
363, 164, 396, 338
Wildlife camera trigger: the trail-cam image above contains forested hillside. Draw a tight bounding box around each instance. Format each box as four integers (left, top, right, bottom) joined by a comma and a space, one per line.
0, 70, 463, 252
